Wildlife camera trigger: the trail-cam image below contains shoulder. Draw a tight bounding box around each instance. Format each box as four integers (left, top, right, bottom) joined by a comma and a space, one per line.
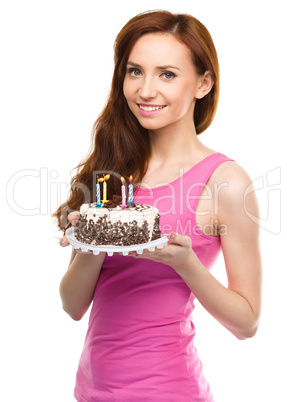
211, 159, 253, 198
213, 160, 252, 192
211, 160, 259, 230
206, 157, 253, 202
213, 158, 250, 183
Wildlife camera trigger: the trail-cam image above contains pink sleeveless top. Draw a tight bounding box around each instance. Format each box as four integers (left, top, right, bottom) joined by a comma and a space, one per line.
74, 153, 234, 401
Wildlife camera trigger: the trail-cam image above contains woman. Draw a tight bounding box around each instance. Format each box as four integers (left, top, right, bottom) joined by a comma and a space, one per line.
54, 10, 262, 401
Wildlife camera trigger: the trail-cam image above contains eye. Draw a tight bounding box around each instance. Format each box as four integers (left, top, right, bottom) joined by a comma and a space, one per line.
127, 68, 142, 77
161, 71, 176, 80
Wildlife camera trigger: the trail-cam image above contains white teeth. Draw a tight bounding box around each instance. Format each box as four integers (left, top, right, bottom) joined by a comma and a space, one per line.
138, 105, 166, 111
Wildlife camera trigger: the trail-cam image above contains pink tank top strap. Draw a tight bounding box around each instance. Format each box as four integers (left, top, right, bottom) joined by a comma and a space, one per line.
186, 152, 235, 222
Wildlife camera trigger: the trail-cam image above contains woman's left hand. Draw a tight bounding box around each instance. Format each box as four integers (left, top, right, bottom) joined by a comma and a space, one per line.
128, 232, 193, 272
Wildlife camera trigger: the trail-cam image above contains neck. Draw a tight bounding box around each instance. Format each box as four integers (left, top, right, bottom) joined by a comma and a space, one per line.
148, 119, 203, 166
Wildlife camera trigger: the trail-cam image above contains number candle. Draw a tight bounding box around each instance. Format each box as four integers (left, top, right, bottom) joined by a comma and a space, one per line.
121, 177, 127, 208
101, 174, 110, 203
128, 175, 134, 203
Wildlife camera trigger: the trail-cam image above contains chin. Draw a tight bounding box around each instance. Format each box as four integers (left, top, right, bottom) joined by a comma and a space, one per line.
135, 116, 168, 131
139, 122, 166, 131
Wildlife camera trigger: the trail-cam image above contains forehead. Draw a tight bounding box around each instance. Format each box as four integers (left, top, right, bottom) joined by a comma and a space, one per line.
128, 33, 192, 67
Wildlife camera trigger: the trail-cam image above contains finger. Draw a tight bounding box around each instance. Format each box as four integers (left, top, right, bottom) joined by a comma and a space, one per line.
128, 251, 138, 257
68, 211, 80, 225
167, 232, 191, 247
137, 248, 163, 259
59, 235, 69, 247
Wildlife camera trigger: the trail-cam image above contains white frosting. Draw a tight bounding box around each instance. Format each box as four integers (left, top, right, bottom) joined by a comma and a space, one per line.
80, 203, 159, 242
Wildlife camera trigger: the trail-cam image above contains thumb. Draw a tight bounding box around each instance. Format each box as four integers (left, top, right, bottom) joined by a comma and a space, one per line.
167, 232, 191, 247
59, 235, 69, 247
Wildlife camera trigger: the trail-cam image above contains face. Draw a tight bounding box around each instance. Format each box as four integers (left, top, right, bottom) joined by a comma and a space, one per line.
123, 33, 211, 132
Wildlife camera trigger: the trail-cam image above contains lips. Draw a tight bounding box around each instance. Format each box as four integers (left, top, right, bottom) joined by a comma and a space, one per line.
136, 103, 167, 116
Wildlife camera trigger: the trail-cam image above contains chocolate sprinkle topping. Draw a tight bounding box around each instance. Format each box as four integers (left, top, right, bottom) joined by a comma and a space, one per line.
75, 205, 161, 247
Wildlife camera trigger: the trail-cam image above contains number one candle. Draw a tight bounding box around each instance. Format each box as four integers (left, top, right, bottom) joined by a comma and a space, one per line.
128, 175, 134, 203
101, 174, 110, 203
121, 177, 127, 209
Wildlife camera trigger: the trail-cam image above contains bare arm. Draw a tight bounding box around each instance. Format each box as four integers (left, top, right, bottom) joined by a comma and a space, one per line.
59, 250, 105, 321
58, 211, 106, 321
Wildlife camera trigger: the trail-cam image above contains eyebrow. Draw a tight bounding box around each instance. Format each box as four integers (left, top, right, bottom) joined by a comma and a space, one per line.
126, 61, 181, 71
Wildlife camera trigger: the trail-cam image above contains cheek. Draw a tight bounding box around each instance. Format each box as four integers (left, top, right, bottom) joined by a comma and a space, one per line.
123, 80, 138, 118
173, 83, 196, 110
123, 79, 135, 103
123, 79, 128, 100
165, 82, 190, 103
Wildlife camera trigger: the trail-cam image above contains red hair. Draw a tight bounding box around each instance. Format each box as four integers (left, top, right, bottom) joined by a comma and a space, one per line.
53, 10, 220, 230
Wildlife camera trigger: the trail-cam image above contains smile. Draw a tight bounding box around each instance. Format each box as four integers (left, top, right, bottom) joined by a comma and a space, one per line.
137, 103, 167, 116
138, 104, 166, 111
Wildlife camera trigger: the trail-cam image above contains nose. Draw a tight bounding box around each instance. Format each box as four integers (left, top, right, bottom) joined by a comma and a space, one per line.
138, 77, 157, 100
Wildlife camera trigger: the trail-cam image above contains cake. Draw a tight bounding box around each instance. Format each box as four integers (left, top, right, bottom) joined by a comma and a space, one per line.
75, 199, 161, 246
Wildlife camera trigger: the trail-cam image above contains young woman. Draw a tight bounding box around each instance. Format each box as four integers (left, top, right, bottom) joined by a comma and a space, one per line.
54, 10, 262, 401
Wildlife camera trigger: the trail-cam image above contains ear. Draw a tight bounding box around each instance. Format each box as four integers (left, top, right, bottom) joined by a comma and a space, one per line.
195, 71, 214, 99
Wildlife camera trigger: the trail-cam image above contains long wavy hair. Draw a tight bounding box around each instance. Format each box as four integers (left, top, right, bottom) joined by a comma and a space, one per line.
53, 10, 220, 231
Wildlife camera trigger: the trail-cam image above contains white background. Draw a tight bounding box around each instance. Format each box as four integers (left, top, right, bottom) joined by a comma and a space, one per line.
1, 0, 286, 401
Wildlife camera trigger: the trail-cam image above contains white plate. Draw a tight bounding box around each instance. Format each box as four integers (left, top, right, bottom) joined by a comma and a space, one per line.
66, 227, 169, 256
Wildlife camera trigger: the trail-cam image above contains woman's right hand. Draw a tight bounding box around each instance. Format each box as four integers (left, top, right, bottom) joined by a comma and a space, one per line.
59, 211, 80, 248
